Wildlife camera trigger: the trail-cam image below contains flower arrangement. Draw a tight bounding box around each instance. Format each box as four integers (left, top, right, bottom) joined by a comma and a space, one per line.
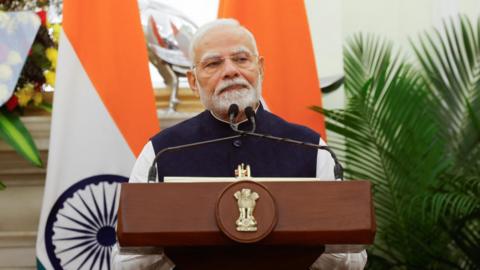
0, 1, 60, 190
1, 10, 58, 112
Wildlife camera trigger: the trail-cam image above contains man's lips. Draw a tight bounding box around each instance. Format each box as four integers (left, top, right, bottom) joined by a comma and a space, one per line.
218, 84, 248, 94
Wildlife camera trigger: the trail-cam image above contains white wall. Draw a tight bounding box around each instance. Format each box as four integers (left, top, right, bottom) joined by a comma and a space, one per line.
307, 0, 479, 109
305, 0, 345, 110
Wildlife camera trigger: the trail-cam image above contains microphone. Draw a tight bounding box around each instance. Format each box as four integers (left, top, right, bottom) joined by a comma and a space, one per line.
147, 134, 242, 182
147, 104, 243, 182
244, 106, 256, 132
228, 105, 255, 133
228, 104, 239, 132
146, 104, 343, 181
240, 108, 344, 180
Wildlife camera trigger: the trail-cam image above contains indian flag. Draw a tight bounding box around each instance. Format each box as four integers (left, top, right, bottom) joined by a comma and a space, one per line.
35, 0, 159, 269
218, 0, 326, 139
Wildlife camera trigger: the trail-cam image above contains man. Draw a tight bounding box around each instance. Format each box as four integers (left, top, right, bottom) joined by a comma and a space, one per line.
113, 19, 367, 269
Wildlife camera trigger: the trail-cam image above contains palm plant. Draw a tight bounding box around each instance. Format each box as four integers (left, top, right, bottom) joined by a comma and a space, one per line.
312, 15, 480, 269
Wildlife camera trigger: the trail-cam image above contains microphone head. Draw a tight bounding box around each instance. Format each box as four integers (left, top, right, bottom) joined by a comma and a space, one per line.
228, 104, 239, 119
244, 106, 256, 132
244, 106, 255, 120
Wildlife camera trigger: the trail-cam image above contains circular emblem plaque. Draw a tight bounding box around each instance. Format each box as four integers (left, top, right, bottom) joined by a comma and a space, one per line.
215, 180, 277, 243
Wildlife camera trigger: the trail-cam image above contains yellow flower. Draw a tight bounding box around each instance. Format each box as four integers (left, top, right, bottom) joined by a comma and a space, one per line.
15, 83, 34, 107
44, 70, 56, 86
33, 91, 43, 106
45, 47, 58, 69
51, 24, 62, 43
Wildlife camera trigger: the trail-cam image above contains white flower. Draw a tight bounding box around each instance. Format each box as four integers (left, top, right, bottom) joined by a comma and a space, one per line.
0, 17, 15, 34
7, 51, 22, 65
16, 12, 30, 24
0, 11, 9, 29
30, 13, 40, 28
15, 12, 39, 28
1, 12, 40, 35
0, 84, 9, 104
0, 12, 14, 33
0, 64, 13, 81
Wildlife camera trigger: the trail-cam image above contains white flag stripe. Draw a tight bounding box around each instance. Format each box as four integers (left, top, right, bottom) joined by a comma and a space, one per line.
36, 30, 135, 270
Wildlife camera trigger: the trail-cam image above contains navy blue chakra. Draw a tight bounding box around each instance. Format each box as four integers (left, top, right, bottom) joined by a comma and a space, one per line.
44, 175, 127, 270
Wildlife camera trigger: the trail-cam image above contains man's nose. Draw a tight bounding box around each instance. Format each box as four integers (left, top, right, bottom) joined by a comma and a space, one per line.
220, 58, 240, 79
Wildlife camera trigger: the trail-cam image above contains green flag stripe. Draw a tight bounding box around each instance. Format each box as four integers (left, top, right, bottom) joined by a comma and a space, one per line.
36, 257, 46, 270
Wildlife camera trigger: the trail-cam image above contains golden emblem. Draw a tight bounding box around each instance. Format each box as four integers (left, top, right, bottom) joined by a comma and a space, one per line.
234, 188, 259, 232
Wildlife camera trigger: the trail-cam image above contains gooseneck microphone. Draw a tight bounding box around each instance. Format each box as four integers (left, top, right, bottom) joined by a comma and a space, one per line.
147, 104, 242, 182
228, 103, 240, 131
147, 104, 343, 182
235, 106, 344, 180
244, 106, 256, 132
147, 134, 242, 182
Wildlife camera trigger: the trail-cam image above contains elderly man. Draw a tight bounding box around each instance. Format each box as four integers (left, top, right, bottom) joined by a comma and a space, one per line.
112, 19, 367, 269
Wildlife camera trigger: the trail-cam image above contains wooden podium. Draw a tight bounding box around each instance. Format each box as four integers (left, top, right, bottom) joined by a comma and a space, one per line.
117, 180, 375, 269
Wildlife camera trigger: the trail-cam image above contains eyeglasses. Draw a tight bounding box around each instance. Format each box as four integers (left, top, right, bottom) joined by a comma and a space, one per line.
194, 53, 258, 75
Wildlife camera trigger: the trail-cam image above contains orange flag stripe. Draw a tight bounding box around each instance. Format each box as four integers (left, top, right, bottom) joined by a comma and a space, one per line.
219, 0, 326, 139
62, 0, 159, 156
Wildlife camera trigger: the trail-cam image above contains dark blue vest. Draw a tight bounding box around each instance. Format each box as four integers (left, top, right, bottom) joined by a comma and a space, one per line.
151, 106, 320, 182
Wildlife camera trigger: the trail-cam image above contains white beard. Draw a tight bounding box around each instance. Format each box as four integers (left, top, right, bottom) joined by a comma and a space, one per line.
197, 76, 262, 117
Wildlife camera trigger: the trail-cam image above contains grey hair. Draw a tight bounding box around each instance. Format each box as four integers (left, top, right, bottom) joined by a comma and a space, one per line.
188, 18, 258, 65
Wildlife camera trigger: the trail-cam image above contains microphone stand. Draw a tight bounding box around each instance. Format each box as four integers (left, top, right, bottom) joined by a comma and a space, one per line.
231, 129, 344, 181
238, 106, 344, 180
147, 104, 343, 182
147, 135, 242, 182
147, 105, 242, 183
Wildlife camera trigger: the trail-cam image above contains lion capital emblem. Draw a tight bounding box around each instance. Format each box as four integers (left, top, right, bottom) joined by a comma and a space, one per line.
234, 188, 259, 232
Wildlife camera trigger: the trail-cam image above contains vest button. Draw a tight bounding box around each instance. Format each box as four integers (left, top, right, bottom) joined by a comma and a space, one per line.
233, 139, 242, 147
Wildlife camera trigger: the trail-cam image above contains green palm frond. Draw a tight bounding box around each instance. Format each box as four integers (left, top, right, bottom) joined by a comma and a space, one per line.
412, 15, 480, 167
314, 16, 480, 269
315, 33, 454, 268
410, 16, 480, 268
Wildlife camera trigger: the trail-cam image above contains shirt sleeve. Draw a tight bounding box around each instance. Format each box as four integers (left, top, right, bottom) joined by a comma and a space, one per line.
112, 141, 171, 269
129, 141, 158, 183
310, 251, 368, 270
316, 138, 336, 180
111, 245, 173, 270
313, 138, 368, 269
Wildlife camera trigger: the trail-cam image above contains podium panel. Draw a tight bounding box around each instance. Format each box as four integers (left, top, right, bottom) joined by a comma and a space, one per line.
117, 180, 375, 269
117, 180, 375, 246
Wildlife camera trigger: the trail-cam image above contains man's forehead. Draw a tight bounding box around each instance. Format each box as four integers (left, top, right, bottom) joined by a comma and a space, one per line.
195, 26, 255, 60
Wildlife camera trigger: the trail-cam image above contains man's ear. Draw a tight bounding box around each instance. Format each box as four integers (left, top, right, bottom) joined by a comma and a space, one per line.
187, 70, 199, 97
258, 56, 265, 79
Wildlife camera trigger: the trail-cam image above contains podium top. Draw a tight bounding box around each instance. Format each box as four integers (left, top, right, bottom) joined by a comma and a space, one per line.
164, 176, 321, 182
